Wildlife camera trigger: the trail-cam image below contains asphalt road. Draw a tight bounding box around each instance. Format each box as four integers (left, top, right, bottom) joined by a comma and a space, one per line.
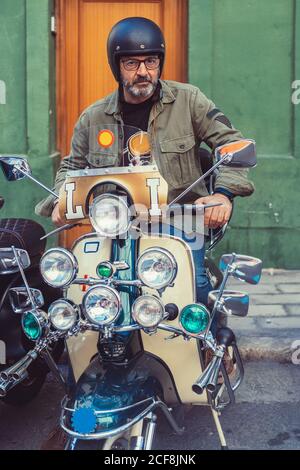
0, 360, 300, 450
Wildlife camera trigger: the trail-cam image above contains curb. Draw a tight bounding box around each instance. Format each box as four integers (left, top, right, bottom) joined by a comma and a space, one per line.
237, 335, 298, 363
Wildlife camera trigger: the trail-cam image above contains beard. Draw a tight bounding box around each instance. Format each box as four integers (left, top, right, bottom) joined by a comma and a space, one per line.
122, 76, 159, 98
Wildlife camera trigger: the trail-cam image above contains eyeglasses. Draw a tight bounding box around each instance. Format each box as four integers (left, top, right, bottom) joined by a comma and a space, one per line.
120, 56, 160, 72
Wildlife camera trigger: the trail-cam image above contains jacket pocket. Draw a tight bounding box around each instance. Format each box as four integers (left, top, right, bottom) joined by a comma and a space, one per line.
86, 151, 119, 168
159, 134, 196, 188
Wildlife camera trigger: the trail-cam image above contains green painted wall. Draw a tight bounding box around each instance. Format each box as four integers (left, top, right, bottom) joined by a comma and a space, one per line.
0, 0, 57, 245
189, 0, 300, 268
1, 0, 299, 267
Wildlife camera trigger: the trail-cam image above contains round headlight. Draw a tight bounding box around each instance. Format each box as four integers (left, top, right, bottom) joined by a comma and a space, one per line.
179, 304, 210, 336
22, 309, 48, 341
137, 248, 177, 289
89, 194, 131, 238
82, 285, 121, 326
132, 295, 165, 328
48, 299, 78, 331
40, 248, 78, 288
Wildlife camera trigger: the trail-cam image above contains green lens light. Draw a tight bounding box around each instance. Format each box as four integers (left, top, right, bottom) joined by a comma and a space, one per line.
96, 262, 113, 279
22, 311, 41, 341
180, 304, 210, 334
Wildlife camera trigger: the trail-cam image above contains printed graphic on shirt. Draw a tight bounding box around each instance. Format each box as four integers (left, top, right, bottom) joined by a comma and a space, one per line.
125, 131, 151, 166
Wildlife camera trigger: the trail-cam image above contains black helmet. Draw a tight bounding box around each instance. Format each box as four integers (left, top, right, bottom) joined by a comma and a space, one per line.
107, 17, 165, 81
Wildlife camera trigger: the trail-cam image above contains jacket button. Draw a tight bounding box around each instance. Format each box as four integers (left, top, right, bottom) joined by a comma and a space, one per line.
179, 144, 185, 149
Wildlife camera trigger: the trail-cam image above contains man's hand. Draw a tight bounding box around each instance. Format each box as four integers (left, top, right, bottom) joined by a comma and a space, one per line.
194, 193, 232, 229
51, 202, 65, 227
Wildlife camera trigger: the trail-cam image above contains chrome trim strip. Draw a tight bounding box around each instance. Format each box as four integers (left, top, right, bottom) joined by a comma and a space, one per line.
63, 396, 153, 415
60, 400, 157, 440
67, 165, 159, 178
60, 398, 185, 440
70, 232, 103, 253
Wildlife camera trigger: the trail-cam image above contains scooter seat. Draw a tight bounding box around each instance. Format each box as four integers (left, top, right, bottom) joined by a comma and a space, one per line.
0, 218, 46, 261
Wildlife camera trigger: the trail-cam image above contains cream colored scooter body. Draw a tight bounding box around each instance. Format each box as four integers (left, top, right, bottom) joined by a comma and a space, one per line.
67, 231, 208, 406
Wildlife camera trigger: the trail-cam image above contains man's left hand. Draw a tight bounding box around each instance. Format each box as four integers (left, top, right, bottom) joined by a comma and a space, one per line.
194, 193, 232, 229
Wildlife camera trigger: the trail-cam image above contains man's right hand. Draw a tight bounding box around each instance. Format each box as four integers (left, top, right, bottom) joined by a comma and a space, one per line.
51, 202, 65, 227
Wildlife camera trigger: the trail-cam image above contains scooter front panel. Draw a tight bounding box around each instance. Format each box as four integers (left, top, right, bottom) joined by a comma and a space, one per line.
139, 234, 208, 405
67, 234, 112, 381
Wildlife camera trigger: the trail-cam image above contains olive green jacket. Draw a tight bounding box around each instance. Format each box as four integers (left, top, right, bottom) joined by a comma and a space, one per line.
35, 80, 254, 217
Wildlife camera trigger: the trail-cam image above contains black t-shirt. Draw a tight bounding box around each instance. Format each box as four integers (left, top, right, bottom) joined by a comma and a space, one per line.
121, 95, 153, 132
120, 84, 161, 166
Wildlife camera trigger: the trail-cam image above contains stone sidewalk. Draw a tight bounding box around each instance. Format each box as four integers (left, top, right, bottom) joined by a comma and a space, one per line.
227, 270, 300, 362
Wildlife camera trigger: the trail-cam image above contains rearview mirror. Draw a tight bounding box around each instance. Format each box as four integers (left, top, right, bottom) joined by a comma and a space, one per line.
208, 290, 249, 317
9, 287, 44, 314
215, 139, 256, 168
220, 254, 262, 285
0, 155, 32, 181
0, 248, 31, 274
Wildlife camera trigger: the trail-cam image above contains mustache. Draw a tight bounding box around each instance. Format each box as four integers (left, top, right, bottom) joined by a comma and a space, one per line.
133, 77, 152, 84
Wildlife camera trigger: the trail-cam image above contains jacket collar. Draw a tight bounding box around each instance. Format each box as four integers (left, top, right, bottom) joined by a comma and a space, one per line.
104, 79, 176, 115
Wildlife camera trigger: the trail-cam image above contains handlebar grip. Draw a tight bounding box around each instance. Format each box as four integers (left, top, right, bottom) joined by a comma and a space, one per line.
168, 202, 223, 216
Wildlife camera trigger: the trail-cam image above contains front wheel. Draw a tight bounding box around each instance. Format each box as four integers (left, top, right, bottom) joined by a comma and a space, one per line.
1, 368, 47, 406
1, 340, 64, 406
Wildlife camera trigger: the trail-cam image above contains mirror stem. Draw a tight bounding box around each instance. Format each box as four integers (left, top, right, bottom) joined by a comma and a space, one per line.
205, 253, 236, 339
11, 246, 36, 309
167, 154, 229, 208
17, 168, 58, 198
40, 223, 81, 241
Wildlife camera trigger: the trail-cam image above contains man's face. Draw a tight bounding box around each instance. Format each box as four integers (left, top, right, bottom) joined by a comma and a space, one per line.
120, 55, 160, 100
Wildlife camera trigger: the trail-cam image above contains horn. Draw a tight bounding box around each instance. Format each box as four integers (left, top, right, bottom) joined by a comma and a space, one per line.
0, 379, 11, 397
0, 372, 29, 397
0, 355, 31, 381
11, 352, 38, 381
192, 355, 219, 395
0, 350, 38, 382
206, 355, 223, 393
205, 328, 235, 393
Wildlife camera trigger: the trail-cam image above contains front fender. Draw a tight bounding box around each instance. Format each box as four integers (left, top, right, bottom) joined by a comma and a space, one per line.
62, 351, 180, 436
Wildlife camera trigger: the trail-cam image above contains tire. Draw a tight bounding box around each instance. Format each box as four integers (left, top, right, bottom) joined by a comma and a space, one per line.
1, 369, 47, 406
1, 340, 65, 406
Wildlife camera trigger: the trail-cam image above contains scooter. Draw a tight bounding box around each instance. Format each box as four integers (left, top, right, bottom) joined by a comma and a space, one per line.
0, 183, 64, 405
0, 127, 261, 448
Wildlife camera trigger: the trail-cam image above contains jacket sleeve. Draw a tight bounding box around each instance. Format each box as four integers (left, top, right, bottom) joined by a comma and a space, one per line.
191, 88, 255, 197
35, 112, 90, 217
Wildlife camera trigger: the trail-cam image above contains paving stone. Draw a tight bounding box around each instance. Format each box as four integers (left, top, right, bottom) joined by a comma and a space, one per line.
256, 317, 300, 330
285, 305, 300, 316
226, 281, 279, 295
258, 273, 300, 285
277, 284, 300, 293
251, 294, 300, 305
227, 317, 257, 331
248, 304, 287, 317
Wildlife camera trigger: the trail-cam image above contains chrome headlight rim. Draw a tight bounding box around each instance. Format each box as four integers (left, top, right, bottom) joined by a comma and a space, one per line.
40, 247, 78, 288
21, 308, 48, 341
89, 193, 131, 238
132, 294, 165, 329
136, 247, 178, 289
82, 285, 121, 326
179, 303, 211, 337
48, 299, 79, 331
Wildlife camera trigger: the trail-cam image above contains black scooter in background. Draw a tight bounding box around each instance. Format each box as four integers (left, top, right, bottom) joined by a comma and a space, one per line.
0, 196, 63, 405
